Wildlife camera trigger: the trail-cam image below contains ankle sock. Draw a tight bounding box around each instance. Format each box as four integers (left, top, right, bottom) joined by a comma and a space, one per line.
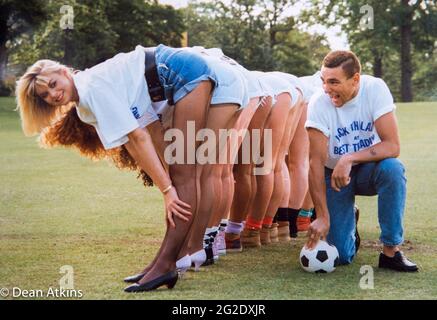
205, 226, 218, 237
275, 207, 289, 222
298, 208, 314, 217
262, 216, 273, 227
219, 219, 228, 231
245, 217, 263, 230
225, 220, 244, 234
288, 208, 299, 236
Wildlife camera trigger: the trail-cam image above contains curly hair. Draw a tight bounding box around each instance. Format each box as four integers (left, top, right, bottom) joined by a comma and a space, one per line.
40, 107, 154, 187
16, 59, 153, 187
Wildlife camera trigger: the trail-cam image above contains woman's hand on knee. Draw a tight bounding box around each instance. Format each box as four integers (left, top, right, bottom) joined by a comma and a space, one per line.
163, 187, 192, 228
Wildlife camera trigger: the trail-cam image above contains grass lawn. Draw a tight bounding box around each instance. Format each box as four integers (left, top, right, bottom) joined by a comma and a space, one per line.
1, 96, 436, 300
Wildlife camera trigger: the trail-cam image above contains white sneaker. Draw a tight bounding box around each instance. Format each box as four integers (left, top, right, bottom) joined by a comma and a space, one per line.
216, 229, 227, 255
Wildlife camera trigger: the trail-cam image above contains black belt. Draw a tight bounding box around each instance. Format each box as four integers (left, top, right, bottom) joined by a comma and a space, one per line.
144, 47, 173, 105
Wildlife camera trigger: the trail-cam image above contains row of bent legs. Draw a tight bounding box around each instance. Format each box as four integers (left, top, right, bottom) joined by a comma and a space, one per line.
137, 81, 259, 283
225, 94, 309, 228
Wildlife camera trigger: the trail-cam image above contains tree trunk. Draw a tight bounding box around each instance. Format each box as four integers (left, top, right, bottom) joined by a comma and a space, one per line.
63, 29, 73, 66
0, 11, 8, 94
373, 54, 383, 78
400, 0, 413, 102
0, 41, 7, 82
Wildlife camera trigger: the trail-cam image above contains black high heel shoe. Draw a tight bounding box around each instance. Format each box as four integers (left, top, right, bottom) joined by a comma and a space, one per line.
123, 272, 146, 283
123, 270, 178, 293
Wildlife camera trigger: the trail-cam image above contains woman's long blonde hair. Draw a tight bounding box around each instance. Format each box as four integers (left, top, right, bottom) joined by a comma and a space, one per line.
16, 59, 73, 136
16, 59, 153, 186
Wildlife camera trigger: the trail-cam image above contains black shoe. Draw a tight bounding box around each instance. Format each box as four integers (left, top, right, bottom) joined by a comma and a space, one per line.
378, 251, 418, 272
123, 272, 146, 283
123, 270, 178, 292
354, 205, 360, 253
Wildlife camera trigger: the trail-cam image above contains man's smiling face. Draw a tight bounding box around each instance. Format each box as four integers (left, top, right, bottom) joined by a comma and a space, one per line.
320, 65, 360, 107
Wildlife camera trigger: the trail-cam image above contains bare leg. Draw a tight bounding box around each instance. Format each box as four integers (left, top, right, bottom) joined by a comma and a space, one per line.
137, 81, 212, 284
247, 93, 291, 226
280, 160, 291, 208
229, 98, 271, 224
301, 190, 314, 210
288, 103, 309, 210
264, 95, 301, 221
188, 104, 238, 253
208, 98, 258, 227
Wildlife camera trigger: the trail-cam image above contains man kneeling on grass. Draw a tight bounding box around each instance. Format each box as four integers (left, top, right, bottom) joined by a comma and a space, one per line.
305, 50, 418, 272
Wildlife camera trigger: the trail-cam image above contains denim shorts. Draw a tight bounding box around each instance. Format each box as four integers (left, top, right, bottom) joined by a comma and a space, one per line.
164, 45, 249, 108
155, 44, 217, 104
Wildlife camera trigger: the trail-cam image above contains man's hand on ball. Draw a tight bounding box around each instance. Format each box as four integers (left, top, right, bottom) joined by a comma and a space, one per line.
306, 217, 330, 250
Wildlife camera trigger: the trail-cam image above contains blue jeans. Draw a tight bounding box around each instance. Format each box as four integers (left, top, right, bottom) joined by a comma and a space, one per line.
325, 158, 406, 265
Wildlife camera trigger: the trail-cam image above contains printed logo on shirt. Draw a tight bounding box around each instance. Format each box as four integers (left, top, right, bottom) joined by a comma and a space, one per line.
333, 121, 376, 155
131, 106, 140, 119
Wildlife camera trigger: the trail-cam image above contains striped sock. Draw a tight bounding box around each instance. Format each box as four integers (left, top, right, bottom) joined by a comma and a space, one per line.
225, 220, 244, 234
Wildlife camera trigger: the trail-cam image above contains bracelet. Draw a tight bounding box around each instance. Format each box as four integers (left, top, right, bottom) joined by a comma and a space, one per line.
162, 185, 173, 194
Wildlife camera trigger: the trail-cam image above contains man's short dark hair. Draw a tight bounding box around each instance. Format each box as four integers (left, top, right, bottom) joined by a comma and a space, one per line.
323, 51, 361, 78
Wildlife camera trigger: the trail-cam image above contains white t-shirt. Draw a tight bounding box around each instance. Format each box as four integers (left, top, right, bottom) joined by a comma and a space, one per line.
73, 45, 159, 149
255, 71, 302, 105
305, 75, 396, 169
298, 71, 323, 102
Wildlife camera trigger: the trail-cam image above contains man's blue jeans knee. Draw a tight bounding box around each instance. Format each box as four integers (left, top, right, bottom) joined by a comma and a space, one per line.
325, 158, 406, 265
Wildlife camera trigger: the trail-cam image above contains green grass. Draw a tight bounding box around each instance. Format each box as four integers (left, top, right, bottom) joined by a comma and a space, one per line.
1, 97, 436, 300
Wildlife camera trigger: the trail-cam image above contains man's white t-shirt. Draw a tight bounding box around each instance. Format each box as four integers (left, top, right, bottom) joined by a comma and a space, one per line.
73, 45, 161, 149
305, 75, 396, 169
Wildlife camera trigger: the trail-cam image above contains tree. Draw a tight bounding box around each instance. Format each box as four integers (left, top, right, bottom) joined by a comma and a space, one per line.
104, 0, 185, 51
12, 0, 118, 70
397, 0, 437, 101
304, 0, 437, 102
273, 25, 330, 75
185, 0, 327, 74
260, 0, 295, 50
185, 0, 273, 70
8, 0, 186, 77
0, 0, 46, 95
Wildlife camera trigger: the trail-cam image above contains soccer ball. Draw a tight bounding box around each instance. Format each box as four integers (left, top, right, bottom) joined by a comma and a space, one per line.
299, 240, 340, 273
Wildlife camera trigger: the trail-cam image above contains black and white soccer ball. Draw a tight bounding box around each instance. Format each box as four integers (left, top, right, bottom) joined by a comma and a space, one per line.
299, 240, 340, 273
